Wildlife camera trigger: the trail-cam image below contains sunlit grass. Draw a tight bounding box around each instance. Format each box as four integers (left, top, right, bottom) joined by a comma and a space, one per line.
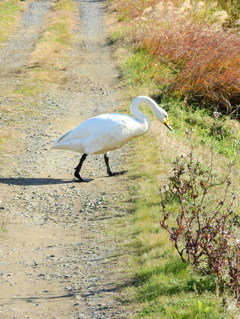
163, 97, 240, 158
0, 0, 78, 155
110, 0, 240, 114
53, 0, 77, 12
0, 0, 28, 44
109, 13, 239, 317
43, 20, 72, 45
121, 127, 238, 318
28, 0, 78, 83
217, 0, 240, 25
0, 223, 7, 238
118, 45, 240, 159
122, 49, 174, 95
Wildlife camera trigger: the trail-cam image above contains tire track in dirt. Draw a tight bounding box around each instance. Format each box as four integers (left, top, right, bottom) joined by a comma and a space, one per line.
0, 0, 132, 318
0, 0, 52, 74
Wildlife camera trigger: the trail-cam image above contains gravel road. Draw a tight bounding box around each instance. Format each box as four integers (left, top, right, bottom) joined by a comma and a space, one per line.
0, 0, 133, 318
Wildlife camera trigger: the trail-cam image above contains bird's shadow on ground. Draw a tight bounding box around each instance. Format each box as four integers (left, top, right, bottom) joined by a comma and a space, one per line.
0, 177, 76, 186
0, 170, 128, 186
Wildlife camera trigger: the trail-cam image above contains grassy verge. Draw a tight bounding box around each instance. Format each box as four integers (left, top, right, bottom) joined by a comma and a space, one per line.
107, 2, 240, 318
109, 0, 240, 115
0, 0, 78, 162
28, 0, 78, 84
118, 48, 240, 158
119, 120, 239, 318
0, 0, 30, 45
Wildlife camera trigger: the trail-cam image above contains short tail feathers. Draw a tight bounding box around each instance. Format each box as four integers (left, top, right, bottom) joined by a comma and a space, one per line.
52, 130, 72, 149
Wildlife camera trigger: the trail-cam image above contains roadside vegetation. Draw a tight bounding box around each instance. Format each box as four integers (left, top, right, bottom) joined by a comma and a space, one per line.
0, 0, 30, 155
0, 0, 30, 45
28, 0, 78, 84
110, 0, 240, 115
107, 0, 240, 318
0, 0, 78, 158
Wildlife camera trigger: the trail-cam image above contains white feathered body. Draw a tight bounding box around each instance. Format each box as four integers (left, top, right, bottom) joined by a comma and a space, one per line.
52, 113, 147, 154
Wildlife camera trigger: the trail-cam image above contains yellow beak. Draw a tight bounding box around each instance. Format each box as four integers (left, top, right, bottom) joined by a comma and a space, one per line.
164, 117, 173, 131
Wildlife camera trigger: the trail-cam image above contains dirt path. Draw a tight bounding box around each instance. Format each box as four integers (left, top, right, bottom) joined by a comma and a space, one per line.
0, 0, 52, 73
0, 1, 132, 318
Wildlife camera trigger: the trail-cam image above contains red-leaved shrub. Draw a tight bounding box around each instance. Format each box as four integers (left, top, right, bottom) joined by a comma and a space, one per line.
160, 145, 240, 303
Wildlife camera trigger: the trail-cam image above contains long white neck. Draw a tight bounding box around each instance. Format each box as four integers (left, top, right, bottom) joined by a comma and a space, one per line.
130, 96, 161, 132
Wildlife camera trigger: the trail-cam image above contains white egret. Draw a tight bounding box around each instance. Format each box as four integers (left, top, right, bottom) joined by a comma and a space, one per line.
52, 96, 173, 182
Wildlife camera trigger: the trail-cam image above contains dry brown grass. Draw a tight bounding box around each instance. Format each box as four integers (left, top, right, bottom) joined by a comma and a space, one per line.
28, 0, 78, 83
108, 2, 240, 315
0, 0, 31, 46
0, 0, 78, 165
145, 22, 240, 112
111, 0, 240, 114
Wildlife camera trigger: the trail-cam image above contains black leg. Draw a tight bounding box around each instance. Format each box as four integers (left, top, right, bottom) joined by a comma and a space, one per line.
104, 153, 114, 176
104, 153, 127, 177
74, 153, 91, 182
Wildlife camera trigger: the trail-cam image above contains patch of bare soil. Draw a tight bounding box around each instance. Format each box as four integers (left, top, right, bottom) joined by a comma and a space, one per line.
0, 0, 133, 318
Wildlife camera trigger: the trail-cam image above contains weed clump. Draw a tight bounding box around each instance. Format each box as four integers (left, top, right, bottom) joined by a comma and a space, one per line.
160, 131, 240, 303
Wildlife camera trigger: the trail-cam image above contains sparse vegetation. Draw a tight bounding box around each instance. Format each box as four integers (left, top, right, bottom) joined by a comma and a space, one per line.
119, 127, 239, 318
28, 0, 78, 83
109, 0, 240, 115
108, 0, 240, 317
0, 0, 29, 44
0, 0, 78, 157
120, 131, 239, 318
160, 132, 240, 303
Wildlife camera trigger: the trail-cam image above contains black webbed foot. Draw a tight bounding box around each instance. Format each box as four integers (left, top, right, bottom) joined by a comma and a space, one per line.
74, 169, 93, 182
74, 177, 93, 182
104, 154, 127, 177
74, 153, 91, 182
108, 170, 128, 177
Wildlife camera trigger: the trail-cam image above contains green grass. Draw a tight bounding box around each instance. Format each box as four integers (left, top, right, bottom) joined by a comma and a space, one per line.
109, 20, 240, 319
53, 0, 77, 12
118, 46, 239, 159
122, 134, 230, 318
120, 49, 239, 158
138, 298, 223, 319
0, 226, 7, 239
0, 0, 25, 43
162, 97, 240, 158
15, 85, 41, 96
44, 20, 72, 45
28, 0, 78, 82
122, 49, 175, 94
109, 29, 125, 43
44, 0, 77, 46
217, 0, 240, 24
122, 132, 239, 317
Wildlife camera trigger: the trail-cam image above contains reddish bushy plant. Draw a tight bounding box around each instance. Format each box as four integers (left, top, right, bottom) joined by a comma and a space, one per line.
141, 10, 240, 112
160, 137, 240, 302
112, 0, 240, 114
147, 26, 240, 112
